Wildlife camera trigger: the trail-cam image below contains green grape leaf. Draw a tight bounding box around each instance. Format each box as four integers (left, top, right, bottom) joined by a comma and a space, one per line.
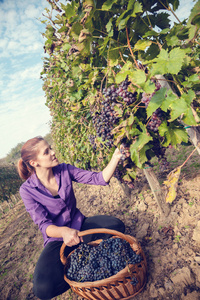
108, 48, 119, 66
146, 87, 167, 117
166, 35, 179, 46
182, 107, 198, 126
130, 124, 152, 167
102, 0, 118, 10
188, 24, 198, 40
106, 18, 113, 37
128, 113, 134, 126
161, 90, 177, 112
159, 122, 188, 147
61, 2, 76, 19
71, 22, 82, 40
188, 0, 200, 27
115, 61, 132, 83
127, 0, 135, 10
131, 1, 143, 16
153, 12, 171, 30
62, 43, 71, 52
143, 30, 158, 38
169, 90, 196, 123
115, 72, 129, 84
182, 74, 199, 87
141, 79, 156, 94
129, 69, 146, 86
139, 144, 152, 164
134, 40, 152, 51
151, 48, 187, 75
168, 48, 186, 74
130, 141, 151, 168
117, 14, 131, 30
151, 49, 169, 75
160, 28, 170, 34
169, 98, 188, 121
182, 89, 195, 105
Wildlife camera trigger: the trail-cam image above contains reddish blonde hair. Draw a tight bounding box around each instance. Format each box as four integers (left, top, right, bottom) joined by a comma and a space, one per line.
17, 136, 44, 180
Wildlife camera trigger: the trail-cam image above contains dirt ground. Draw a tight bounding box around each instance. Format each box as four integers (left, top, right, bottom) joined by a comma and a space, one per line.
0, 146, 200, 300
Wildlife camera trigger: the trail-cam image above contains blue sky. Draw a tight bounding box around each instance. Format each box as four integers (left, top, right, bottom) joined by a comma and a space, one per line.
0, 0, 196, 158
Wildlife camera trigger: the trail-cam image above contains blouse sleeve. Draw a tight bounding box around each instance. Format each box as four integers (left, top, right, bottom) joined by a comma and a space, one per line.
19, 186, 53, 241
66, 164, 109, 186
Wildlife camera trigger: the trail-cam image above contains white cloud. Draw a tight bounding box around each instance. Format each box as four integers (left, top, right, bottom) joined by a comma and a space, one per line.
0, 94, 51, 157
24, 4, 42, 19
0, 0, 51, 158
0, 0, 47, 58
0, 63, 43, 103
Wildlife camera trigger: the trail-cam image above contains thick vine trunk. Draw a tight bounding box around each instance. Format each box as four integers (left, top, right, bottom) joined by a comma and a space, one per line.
118, 182, 132, 198
143, 168, 171, 217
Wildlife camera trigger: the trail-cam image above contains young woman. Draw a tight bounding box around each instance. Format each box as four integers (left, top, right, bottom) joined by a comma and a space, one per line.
18, 136, 126, 300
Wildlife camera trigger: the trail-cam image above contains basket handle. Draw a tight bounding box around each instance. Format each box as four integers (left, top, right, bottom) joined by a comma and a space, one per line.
60, 228, 138, 265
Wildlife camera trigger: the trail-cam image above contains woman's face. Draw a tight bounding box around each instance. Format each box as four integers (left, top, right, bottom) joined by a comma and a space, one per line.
33, 140, 59, 169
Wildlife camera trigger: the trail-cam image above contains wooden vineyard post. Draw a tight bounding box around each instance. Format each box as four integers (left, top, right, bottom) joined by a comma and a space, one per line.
185, 126, 200, 155
143, 168, 171, 217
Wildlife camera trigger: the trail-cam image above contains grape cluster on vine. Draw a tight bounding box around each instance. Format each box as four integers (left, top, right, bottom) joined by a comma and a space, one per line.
115, 77, 137, 105
90, 77, 137, 150
66, 237, 142, 284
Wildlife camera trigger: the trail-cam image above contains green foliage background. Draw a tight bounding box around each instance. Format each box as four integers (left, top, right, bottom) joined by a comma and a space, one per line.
41, 0, 200, 183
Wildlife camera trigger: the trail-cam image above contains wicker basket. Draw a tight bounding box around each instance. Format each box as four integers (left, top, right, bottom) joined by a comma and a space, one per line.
60, 229, 147, 300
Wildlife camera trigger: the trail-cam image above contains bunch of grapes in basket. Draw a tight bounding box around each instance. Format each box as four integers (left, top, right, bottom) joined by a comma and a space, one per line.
66, 237, 142, 285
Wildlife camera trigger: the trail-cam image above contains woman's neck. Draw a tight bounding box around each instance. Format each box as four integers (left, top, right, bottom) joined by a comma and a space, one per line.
35, 167, 58, 196
35, 167, 54, 185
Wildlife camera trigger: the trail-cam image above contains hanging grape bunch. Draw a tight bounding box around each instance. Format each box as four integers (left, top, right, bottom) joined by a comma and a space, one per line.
90, 77, 137, 150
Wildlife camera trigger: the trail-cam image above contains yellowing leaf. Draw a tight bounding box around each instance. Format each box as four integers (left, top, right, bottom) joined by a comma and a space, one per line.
134, 40, 152, 51
163, 166, 181, 203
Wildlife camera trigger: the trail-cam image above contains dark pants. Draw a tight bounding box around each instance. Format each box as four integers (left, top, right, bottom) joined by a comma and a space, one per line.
33, 215, 125, 300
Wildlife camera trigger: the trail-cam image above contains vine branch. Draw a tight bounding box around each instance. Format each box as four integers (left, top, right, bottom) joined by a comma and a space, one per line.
126, 28, 139, 69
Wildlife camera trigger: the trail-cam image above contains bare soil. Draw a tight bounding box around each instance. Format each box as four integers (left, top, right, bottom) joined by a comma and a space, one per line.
0, 145, 200, 300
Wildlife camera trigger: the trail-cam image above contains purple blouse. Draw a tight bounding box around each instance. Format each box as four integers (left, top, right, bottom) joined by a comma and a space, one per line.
19, 163, 108, 247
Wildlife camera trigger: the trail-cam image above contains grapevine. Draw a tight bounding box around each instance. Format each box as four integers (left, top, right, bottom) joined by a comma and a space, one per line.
41, 0, 200, 197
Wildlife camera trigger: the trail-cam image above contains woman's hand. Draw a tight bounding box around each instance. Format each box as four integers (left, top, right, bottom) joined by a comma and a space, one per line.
102, 144, 130, 183
46, 224, 83, 247
61, 227, 83, 247
112, 144, 130, 161
112, 147, 123, 160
